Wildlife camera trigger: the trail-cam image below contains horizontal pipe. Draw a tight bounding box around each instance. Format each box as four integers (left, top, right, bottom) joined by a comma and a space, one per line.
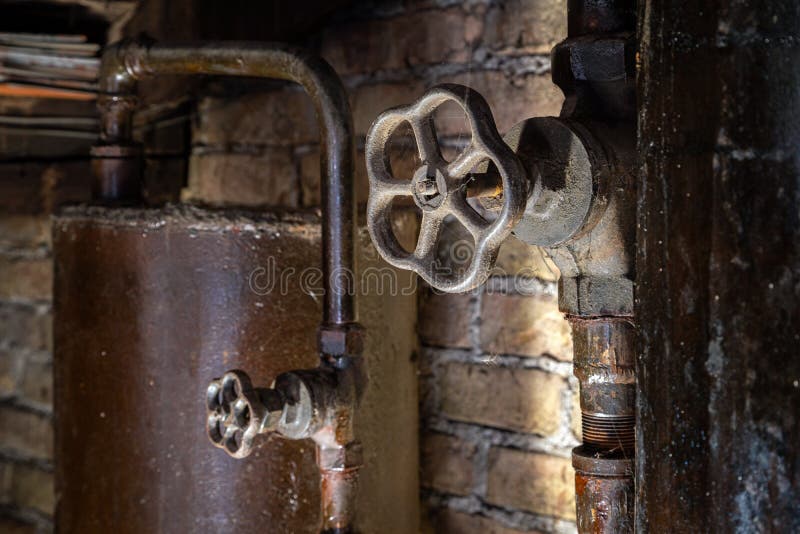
96, 40, 357, 327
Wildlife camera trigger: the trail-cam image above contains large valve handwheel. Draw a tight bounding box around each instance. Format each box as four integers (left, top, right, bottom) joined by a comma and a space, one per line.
365, 84, 527, 292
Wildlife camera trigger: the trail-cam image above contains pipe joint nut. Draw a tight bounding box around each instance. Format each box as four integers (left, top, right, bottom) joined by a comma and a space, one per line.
318, 323, 365, 358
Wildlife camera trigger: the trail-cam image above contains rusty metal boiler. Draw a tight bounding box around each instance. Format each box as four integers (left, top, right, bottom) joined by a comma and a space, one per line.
53, 206, 418, 533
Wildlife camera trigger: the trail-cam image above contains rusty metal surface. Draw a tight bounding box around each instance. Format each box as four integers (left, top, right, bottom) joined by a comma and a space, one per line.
573, 445, 635, 534
54, 208, 324, 534
318, 441, 362, 532
570, 315, 636, 533
573, 450, 634, 534
636, 0, 800, 531
53, 205, 419, 533
365, 83, 527, 292
570, 317, 635, 453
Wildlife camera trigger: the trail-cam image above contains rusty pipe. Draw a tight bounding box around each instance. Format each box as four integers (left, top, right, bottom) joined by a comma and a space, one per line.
95, 39, 357, 327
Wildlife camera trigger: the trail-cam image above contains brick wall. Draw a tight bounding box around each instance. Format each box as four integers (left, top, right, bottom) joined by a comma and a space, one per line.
418, 244, 579, 533
0, 97, 91, 534
0, 0, 575, 532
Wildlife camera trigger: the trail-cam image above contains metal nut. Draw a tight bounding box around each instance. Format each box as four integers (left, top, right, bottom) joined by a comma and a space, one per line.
318, 324, 365, 357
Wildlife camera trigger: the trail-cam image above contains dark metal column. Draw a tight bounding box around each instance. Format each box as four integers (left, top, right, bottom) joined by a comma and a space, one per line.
636, 0, 800, 531
551, 1, 637, 532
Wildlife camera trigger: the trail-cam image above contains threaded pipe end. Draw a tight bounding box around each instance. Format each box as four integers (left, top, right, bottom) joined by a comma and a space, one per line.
582, 413, 635, 452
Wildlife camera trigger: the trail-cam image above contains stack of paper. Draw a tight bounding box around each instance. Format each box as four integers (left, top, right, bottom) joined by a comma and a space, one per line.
0, 32, 100, 100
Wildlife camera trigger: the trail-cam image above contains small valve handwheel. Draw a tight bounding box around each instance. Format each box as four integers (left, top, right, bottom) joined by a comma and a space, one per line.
365, 83, 527, 292
206, 370, 266, 459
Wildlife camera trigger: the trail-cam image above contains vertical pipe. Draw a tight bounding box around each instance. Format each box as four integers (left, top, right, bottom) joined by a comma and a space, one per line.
570, 317, 635, 533
319, 467, 359, 533
553, 1, 637, 532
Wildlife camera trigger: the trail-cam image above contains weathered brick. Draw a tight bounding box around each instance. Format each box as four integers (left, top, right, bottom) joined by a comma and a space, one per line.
301, 145, 374, 207
10, 465, 53, 515
484, 0, 567, 55
136, 104, 190, 155
185, 150, 299, 207
194, 90, 317, 147
432, 71, 564, 136
0, 256, 52, 301
355, 144, 419, 203
421, 433, 476, 495
434, 509, 535, 534
0, 350, 23, 398
352, 81, 425, 137
143, 157, 186, 205
0, 459, 11, 503
20, 358, 52, 407
480, 292, 572, 361
0, 303, 51, 352
487, 448, 575, 520
40, 160, 93, 211
419, 291, 472, 349
303, 144, 416, 207
352, 74, 562, 152
0, 407, 53, 459
0, 132, 91, 161
322, 8, 480, 75
494, 237, 560, 281
298, 148, 322, 207
0, 160, 91, 215
440, 362, 565, 435
0, 216, 50, 251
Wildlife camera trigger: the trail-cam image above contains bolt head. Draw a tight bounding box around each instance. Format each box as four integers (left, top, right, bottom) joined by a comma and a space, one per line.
411, 165, 447, 210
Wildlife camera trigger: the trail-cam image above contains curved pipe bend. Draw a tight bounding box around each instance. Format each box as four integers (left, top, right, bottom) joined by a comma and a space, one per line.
96, 40, 357, 327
